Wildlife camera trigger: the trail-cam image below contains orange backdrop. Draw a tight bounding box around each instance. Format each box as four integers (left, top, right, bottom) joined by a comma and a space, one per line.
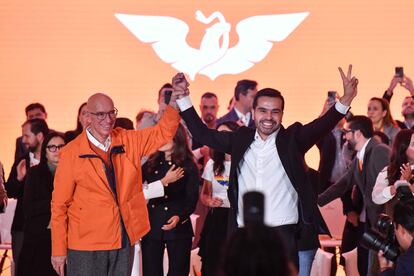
1, 0, 414, 174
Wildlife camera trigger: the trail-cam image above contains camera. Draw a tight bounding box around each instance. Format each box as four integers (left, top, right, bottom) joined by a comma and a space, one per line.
361, 214, 399, 261
243, 191, 264, 228
361, 183, 414, 261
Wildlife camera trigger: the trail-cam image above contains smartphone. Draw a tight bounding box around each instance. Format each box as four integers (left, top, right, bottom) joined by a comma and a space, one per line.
327, 91, 337, 105
164, 90, 173, 104
395, 67, 404, 78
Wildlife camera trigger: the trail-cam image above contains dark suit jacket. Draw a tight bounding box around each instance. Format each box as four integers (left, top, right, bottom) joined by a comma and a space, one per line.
14, 136, 27, 162
318, 139, 390, 226
142, 156, 200, 241
5, 154, 30, 231
23, 164, 54, 237
181, 104, 345, 233
216, 107, 255, 128
316, 132, 362, 215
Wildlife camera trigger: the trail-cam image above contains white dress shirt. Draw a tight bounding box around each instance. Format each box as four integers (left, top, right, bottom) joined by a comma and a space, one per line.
177, 96, 350, 227
356, 138, 371, 223
237, 129, 299, 227
234, 107, 251, 127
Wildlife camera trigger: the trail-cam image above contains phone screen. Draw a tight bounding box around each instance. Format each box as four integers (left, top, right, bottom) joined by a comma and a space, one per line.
164, 90, 173, 104
395, 67, 404, 78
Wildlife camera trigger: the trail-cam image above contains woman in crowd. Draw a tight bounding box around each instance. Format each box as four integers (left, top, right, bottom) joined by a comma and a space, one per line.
64, 102, 88, 143
367, 97, 400, 145
17, 132, 65, 276
372, 129, 414, 213
198, 121, 240, 276
141, 124, 200, 276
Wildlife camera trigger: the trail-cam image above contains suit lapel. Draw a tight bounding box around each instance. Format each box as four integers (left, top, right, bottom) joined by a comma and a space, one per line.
275, 126, 297, 190
229, 108, 240, 122
229, 127, 255, 205
361, 139, 376, 186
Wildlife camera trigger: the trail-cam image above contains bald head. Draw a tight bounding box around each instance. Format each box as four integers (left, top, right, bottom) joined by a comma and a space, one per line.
87, 93, 114, 113
87, 93, 117, 143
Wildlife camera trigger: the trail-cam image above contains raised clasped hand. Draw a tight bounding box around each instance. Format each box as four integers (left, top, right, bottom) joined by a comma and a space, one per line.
172, 72, 189, 100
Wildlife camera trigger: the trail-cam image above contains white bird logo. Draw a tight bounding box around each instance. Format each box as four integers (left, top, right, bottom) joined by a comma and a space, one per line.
115, 11, 309, 80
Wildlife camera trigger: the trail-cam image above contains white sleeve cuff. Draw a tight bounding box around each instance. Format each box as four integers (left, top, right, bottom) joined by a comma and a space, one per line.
192, 148, 203, 161
382, 186, 394, 199
143, 180, 165, 200
176, 96, 193, 112
335, 101, 350, 114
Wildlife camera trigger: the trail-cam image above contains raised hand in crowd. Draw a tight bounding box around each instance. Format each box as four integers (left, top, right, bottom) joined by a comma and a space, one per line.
160, 164, 184, 187
386, 74, 414, 96
338, 64, 358, 106
401, 75, 414, 94
172, 73, 189, 97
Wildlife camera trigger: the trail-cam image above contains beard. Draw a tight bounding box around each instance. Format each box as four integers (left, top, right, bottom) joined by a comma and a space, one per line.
403, 111, 414, 119
257, 119, 279, 136
203, 114, 215, 124
28, 144, 39, 153
346, 140, 356, 151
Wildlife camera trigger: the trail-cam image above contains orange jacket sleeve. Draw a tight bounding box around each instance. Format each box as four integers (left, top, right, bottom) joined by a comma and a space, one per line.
51, 148, 76, 256
128, 105, 181, 158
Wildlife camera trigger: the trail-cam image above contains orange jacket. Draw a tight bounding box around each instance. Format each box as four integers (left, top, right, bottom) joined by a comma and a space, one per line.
51, 106, 180, 256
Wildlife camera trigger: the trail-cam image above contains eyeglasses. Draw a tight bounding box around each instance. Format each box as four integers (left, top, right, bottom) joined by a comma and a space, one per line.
89, 108, 118, 121
46, 144, 65, 152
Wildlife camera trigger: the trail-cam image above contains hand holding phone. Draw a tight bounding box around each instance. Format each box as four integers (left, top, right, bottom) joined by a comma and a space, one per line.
395, 66, 404, 78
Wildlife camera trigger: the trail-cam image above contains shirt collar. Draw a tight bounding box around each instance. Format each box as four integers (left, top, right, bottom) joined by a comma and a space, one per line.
29, 152, 40, 167
254, 128, 279, 143
86, 127, 111, 152
234, 107, 251, 122
357, 138, 371, 161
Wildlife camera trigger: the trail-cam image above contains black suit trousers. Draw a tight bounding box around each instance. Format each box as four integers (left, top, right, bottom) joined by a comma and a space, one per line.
141, 237, 192, 276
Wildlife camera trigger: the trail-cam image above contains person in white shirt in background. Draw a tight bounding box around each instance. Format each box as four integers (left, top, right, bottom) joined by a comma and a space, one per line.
198, 120, 240, 276
372, 129, 414, 212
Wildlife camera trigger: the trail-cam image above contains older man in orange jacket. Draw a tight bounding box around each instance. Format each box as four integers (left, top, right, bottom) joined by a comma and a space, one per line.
51, 74, 188, 275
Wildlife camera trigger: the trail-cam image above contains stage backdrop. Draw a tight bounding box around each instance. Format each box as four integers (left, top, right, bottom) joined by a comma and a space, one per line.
1, 1, 413, 174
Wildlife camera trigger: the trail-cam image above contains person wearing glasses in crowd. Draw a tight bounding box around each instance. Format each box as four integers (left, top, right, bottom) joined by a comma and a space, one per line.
318, 116, 391, 276
51, 74, 186, 276
17, 133, 65, 276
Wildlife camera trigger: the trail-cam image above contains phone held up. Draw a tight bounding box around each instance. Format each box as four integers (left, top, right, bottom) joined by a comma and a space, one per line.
395, 66, 404, 78
164, 90, 173, 104
327, 91, 337, 105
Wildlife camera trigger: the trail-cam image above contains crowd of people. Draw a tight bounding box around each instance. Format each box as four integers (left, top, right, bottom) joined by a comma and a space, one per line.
0, 67, 414, 276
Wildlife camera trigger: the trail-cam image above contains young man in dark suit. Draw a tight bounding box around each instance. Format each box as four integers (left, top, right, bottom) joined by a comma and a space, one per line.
216, 79, 257, 128
174, 65, 358, 267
